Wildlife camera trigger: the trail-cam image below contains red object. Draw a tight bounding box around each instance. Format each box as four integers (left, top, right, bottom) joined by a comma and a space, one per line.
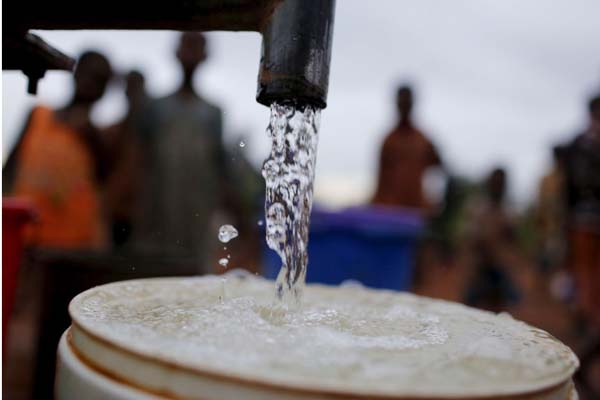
2, 198, 35, 350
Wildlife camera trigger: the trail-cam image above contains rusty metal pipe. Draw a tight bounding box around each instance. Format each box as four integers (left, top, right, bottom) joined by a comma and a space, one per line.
257, 0, 336, 109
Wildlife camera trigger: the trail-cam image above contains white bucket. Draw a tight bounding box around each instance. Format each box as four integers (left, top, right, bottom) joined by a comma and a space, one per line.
56, 275, 579, 400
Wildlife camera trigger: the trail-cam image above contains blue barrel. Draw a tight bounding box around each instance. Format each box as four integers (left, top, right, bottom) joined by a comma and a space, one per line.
263, 205, 423, 291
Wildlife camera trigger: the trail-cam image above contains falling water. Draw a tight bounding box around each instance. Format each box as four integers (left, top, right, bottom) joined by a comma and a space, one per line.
262, 102, 321, 304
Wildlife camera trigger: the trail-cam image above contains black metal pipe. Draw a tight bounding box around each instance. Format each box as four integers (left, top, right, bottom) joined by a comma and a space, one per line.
6, 0, 280, 32
257, 0, 336, 109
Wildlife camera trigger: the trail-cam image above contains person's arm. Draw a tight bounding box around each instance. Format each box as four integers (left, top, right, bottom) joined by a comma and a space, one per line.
214, 110, 227, 180
82, 125, 110, 184
3, 108, 37, 194
563, 139, 578, 214
372, 135, 391, 204
427, 139, 442, 169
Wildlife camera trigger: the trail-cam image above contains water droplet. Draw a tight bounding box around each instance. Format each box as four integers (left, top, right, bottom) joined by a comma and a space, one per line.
218, 258, 229, 267
218, 224, 238, 243
239, 140, 246, 148
227, 255, 231, 259
257, 220, 264, 226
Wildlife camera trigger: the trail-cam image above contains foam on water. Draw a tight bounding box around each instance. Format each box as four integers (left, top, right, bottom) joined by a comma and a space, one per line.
72, 275, 578, 397
262, 103, 320, 303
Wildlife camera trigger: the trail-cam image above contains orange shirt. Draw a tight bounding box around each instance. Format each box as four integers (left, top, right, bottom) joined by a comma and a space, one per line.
372, 124, 440, 210
11, 106, 106, 249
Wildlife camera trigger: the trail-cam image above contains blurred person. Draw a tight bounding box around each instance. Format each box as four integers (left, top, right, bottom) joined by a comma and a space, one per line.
464, 168, 521, 311
133, 32, 234, 265
103, 70, 148, 248
536, 145, 568, 273
2, 51, 112, 250
426, 176, 475, 261
564, 94, 600, 328
372, 84, 442, 212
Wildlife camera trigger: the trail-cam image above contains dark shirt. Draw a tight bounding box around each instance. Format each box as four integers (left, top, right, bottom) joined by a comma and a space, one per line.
133, 94, 226, 259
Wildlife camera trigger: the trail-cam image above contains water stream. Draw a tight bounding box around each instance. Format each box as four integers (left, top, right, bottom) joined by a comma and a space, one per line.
262, 102, 321, 304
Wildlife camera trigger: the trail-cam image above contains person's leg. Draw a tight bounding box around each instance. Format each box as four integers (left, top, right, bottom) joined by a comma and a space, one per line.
571, 229, 590, 316
590, 233, 600, 328
111, 218, 132, 247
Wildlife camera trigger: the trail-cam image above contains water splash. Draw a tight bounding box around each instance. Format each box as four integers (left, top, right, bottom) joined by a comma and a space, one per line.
262, 103, 320, 303
74, 276, 578, 397
218, 224, 238, 243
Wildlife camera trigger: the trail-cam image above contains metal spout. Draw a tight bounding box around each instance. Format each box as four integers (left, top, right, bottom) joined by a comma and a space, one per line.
257, 0, 336, 109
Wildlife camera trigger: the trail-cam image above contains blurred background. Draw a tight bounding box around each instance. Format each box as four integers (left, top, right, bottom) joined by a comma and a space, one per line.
3, 0, 600, 399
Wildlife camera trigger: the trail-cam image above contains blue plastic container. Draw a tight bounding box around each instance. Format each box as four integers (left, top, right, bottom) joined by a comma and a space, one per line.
263, 205, 423, 291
